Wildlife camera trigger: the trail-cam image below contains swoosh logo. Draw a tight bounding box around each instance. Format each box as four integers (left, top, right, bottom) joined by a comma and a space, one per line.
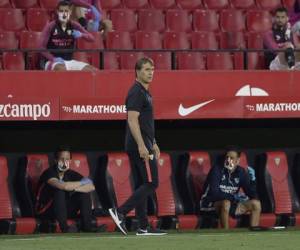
178, 99, 215, 116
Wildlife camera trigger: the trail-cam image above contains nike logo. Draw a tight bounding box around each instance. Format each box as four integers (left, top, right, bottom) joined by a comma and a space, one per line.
178, 99, 215, 116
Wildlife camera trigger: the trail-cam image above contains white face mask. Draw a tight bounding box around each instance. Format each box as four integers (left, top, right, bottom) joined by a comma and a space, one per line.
57, 160, 70, 172
58, 12, 70, 23
224, 159, 235, 171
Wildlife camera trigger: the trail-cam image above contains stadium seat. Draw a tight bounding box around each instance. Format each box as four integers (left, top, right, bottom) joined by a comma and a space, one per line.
77, 32, 103, 68
166, 9, 192, 32
176, 52, 206, 70
220, 32, 246, 49
20, 31, 42, 69
39, 0, 59, 9
0, 31, 19, 49
282, 0, 296, 10
0, 156, 39, 234
11, 0, 39, 9
247, 32, 264, 49
256, 152, 300, 226
135, 31, 162, 49
99, 0, 122, 10
0, 8, 26, 32
123, 0, 150, 9
149, 0, 177, 9
193, 10, 219, 32
120, 52, 145, 70
0, 0, 11, 8
247, 10, 272, 32
206, 52, 234, 70
191, 31, 218, 49
163, 31, 190, 49
234, 51, 265, 70
110, 9, 137, 32
103, 52, 120, 70
220, 9, 245, 32
203, 0, 229, 9
138, 9, 166, 32
229, 0, 256, 9
106, 31, 134, 49
26, 8, 50, 31
146, 52, 172, 70
256, 0, 282, 10
155, 153, 199, 229
2, 52, 25, 70
176, 0, 203, 9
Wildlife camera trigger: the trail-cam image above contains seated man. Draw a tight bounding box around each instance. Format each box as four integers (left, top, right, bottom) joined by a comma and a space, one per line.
199, 147, 261, 229
35, 146, 102, 233
40, 0, 98, 71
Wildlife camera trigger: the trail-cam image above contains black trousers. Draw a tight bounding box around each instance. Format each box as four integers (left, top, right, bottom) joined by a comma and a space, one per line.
118, 150, 158, 229
41, 189, 93, 232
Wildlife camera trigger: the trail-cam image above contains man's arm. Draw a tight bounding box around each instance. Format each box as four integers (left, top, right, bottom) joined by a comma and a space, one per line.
72, 21, 95, 41
263, 30, 280, 51
40, 21, 56, 61
47, 178, 82, 191
74, 183, 95, 193
241, 170, 258, 200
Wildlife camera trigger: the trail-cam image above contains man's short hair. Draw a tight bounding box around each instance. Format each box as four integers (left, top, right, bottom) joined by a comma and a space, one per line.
54, 145, 72, 159
57, 0, 72, 9
275, 7, 288, 15
225, 146, 241, 158
135, 57, 154, 72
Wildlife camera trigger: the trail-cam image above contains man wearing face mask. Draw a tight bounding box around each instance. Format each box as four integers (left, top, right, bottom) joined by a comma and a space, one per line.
199, 147, 261, 229
35, 146, 100, 233
40, 0, 97, 71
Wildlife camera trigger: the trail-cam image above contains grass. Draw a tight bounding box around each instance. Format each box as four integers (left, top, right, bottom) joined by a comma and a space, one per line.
0, 228, 299, 250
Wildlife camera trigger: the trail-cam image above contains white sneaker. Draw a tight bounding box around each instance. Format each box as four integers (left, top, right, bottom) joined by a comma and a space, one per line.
108, 208, 127, 235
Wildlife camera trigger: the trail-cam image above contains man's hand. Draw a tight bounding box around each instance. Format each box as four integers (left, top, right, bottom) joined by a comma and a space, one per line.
234, 193, 249, 202
247, 166, 256, 181
80, 177, 93, 185
72, 30, 82, 39
153, 143, 160, 160
53, 57, 65, 63
138, 144, 149, 161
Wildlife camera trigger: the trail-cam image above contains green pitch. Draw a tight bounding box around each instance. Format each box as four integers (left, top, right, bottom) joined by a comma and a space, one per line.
0, 229, 299, 250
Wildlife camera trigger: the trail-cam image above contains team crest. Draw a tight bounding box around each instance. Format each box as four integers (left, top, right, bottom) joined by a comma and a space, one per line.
53, 29, 58, 36
74, 160, 80, 168
116, 159, 122, 167
222, 175, 226, 181
67, 30, 72, 36
234, 178, 239, 184
159, 159, 164, 166
274, 157, 281, 166
197, 158, 204, 165
275, 35, 281, 41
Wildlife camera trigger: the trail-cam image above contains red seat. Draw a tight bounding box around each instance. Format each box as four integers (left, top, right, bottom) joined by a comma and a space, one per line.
234, 51, 265, 69
176, 0, 203, 9
220, 32, 246, 49
191, 31, 218, 49
230, 0, 256, 9
135, 31, 162, 49
220, 9, 245, 32
0, 8, 26, 32
163, 31, 190, 49
256, 0, 282, 10
110, 9, 137, 32
282, 0, 296, 10
103, 52, 120, 70
20, 31, 42, 69
138, 9, 166, 32
207, 52, 234, 70
149, 0, 177, 9
247, 32, 264, 49
193, 10, 219, 32
166, 9, 192, 32
69, 153, 90, 177
99, 0, 122, 10
120, 52, 145, 70
0, 0, 11, 8
123, 0, 149, 9
26, 8, 50, 31
2, 52, 25, 70
11, 0, 38, 9
106, 31, 134, 49
39, 0, 59, 9
0, 31, 18, 49
146, 52, 172, 70
247, 10, 272, 32
203, 0, 229, 9
77, 32, 103, 68
177, 52, 206, 70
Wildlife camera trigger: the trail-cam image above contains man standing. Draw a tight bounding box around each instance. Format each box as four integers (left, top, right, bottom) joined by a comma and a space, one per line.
109, 58, 166, 236
36, 146, 103, 233
200, 148, 261, 229
40, 0, 97, 71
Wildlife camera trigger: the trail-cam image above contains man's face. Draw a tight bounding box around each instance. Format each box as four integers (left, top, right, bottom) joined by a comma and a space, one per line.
274, 11, 288, 28
56, 151, 71, 172
224, 151, 240, 172
136, 62, 154, 84
57, 5, 72, 24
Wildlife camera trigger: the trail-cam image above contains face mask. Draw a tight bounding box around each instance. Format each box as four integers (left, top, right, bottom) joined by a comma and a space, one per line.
58, 12, 70, 22
224, 159, 235, 171
57, 160, 70, 172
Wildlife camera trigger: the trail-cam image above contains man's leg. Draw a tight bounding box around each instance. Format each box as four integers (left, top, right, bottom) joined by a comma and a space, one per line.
235, 199, 261, 227
214, 200, 231, 229
53, 189, 69, 232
